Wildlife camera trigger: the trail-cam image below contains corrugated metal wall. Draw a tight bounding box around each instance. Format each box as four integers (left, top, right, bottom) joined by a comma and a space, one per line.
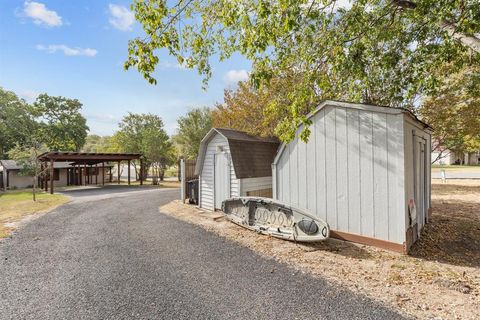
199, 133, 239, 210
274, 105, 406, 244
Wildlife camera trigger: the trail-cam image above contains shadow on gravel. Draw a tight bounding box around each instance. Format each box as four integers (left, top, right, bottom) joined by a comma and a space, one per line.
58, 185, 166, 198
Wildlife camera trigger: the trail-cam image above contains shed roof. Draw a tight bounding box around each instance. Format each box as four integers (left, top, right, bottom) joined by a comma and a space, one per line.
195, 128, 280, 179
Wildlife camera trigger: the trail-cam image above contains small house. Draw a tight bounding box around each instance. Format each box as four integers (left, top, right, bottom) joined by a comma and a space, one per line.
195, 128, 279, 211
272, 101, 432, 253
0, 159, 114, 190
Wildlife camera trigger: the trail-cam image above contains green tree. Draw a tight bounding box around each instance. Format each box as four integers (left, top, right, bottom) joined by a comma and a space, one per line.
82, 135, 116, 153
126, 0, 480, 141
8, 143, 48, 201
0, 88, 37, 158
212, 72, 311, 139
174, 107, 212, 159
33, 94, 89, 151
419, 64, 480, 163
115, 113, 172, 181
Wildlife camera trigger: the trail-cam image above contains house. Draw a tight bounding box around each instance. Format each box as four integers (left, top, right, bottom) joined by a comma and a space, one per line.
431, 140, 479, 165
0, 159, 114, 190
271, 100, 432, 253
195, 128, 280, 211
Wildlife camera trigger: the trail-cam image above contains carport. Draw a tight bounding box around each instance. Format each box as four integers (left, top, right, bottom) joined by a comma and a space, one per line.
38, 152, 143, 194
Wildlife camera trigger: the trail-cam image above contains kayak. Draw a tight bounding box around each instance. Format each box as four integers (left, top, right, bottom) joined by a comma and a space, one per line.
222, 197, 329, 242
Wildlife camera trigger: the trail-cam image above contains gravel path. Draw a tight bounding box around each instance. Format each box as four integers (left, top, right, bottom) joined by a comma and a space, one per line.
0, 188, 405, 319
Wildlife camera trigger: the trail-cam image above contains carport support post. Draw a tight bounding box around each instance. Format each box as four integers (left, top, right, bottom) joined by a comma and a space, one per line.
84, 163, 87, 186
43, 163, 48, 192
117, 161, 120, 184
139, 160, 143, 185
95, 164, 98, 185
50, 159, 54, 194
128, 160, 131, 185
102, 162, 105, 185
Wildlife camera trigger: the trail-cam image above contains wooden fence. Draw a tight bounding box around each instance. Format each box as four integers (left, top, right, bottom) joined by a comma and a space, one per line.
180, 159, 198, 203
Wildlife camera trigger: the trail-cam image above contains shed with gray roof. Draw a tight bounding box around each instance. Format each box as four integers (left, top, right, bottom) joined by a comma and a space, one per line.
195, 128, 280, 211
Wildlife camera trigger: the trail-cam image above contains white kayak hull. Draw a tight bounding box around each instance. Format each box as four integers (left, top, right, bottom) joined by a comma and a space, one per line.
222, 197, 329, 242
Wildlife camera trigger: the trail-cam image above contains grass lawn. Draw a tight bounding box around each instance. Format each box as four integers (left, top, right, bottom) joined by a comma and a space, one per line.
432, 165, 480, 172
0, 190, 69, 238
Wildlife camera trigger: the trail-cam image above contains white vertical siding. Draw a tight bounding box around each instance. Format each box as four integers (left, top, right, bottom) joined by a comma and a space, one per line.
275, 104, 407, 244
199, 133, 239, 211
403, 116, 430, 232
346, 109, 361, 235
372, 112, 388, 240
325, 107, 337, 229
387, 114, 405, 242
359, 111, 374, 237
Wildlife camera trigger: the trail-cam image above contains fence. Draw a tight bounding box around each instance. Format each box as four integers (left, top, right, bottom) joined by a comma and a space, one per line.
180, 159, 197, 203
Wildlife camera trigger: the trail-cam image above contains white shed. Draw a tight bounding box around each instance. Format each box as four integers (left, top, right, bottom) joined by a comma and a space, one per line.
195, 128, 279, 211
272, 101, 432, 253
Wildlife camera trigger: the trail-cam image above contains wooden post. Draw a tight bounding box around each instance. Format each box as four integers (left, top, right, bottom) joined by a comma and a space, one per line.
44, 163, 48, 192
95, 164, 98, 185
109, 166, 112, 183
140, 158, 143, 186
102, 162, 105, 185
50, 159, 54, 194
84, 163, 87, 186
128, 160, 131, 185
117, 161, 121, 184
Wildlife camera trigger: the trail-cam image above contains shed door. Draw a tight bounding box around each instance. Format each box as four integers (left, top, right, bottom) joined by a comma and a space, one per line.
214, 152, 230, 210
413, 136, 427, 235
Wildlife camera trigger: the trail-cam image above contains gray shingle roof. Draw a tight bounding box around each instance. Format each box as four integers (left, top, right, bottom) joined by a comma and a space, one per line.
195, 128, 280, 179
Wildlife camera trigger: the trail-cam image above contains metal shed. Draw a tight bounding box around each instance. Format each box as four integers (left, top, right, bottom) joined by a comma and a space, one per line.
272, 100, 432, 253
195, 128, 279, 211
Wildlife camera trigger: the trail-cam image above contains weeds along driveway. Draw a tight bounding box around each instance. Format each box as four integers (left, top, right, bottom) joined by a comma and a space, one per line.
0, 188, 404, 319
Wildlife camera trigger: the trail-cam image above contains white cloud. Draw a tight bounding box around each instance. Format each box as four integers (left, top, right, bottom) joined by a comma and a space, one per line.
158, 61, 187, 70
23, 1, 62, 27
224, 69, 249, 85
18, 89, 39, 102
108, 4, 135, 31
36, 44, 98, 57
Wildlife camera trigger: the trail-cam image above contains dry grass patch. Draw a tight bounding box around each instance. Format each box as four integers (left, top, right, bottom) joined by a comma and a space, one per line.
0, 190, 69, 238
160, 180, 480, 319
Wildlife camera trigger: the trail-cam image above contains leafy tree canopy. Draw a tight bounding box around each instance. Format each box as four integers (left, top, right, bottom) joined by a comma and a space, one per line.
0, 88, 37, 158
114, 113, 174, 180
173, 107, 212, 159
419, 64, 480, 160
82, 135, 117, 153
33, 94, 89, 151
213, 72, 311, 139
126, 0, 480, 141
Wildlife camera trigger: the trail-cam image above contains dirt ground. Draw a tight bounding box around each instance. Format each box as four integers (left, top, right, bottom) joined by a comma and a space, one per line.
160, 179, 480, 319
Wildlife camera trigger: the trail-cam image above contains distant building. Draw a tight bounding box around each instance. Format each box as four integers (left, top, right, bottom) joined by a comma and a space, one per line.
431, 141, 479, 165
0, 160, 113, 190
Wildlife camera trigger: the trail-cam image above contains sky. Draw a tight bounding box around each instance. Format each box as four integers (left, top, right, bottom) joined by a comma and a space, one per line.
0, 1, 251, 136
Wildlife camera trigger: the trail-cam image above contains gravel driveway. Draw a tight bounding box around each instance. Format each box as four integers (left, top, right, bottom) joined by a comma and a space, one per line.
0, 187, 405, 319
